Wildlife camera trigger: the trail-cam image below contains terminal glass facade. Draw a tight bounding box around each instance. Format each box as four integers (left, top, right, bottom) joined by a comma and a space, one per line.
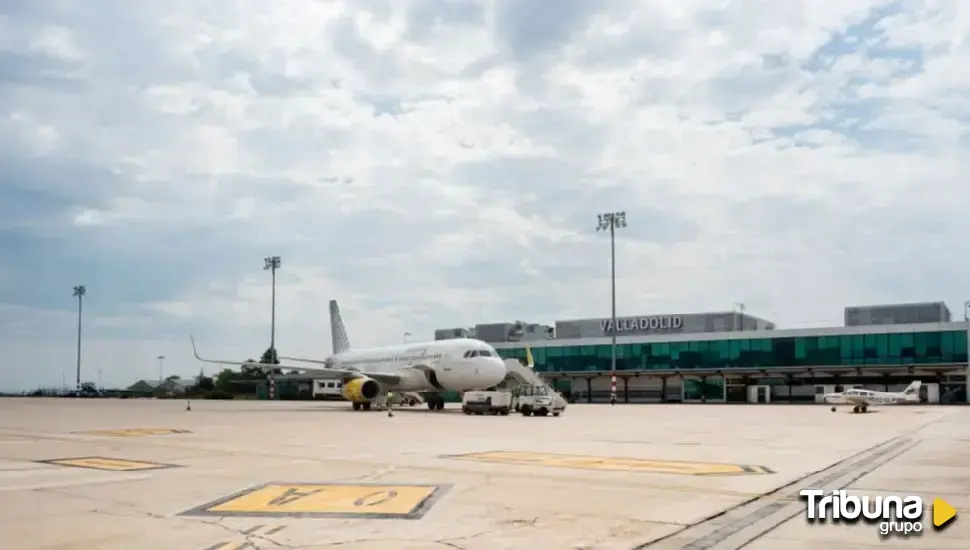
496, 330, 969, 373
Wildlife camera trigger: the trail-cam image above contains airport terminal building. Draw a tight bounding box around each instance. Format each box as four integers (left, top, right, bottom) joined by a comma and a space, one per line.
435, 302, 969, 404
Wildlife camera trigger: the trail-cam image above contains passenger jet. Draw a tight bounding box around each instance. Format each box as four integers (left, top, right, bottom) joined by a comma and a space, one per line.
823, 381, 922, 414
191, 300, 508, 411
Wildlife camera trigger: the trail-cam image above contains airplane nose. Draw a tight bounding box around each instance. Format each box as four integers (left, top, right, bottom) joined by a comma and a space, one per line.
486, 358, 508, 384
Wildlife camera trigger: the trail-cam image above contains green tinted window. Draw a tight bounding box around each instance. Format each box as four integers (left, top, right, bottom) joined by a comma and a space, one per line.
954, 332, 968, 362
711, 340, 731, 367
502, 329, 963, 372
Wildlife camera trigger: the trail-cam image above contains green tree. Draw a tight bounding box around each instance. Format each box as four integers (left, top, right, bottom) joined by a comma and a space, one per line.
240, 359, 263, 377
215, 368, 237, 391
196, 375, 215, 391
259, 347, 279, 365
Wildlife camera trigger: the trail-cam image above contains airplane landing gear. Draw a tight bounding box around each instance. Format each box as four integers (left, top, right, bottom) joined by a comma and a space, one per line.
831, 406, 836, 412
426, 396, 445, 411
851, 404, 868, 414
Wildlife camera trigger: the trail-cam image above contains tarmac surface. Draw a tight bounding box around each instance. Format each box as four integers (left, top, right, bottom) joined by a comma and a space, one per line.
0, 398, 967, 550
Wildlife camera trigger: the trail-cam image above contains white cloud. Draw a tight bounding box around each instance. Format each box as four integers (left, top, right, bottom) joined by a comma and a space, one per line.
1, 0, 968, 391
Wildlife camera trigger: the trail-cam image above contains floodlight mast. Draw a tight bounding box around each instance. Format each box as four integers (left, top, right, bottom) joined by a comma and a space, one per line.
596, 212, 627, 405
263, 256, 282, 355
965, 301, 969, 404
72, 285, 86, 394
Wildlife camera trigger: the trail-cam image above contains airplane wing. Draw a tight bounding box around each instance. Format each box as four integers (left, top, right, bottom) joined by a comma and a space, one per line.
277, 355, 328, 366
190, 337, 401, 385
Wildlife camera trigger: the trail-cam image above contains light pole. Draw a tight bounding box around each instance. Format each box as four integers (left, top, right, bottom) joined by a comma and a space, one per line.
157, 355, 165, 386
596, 211, 627, 405
72, 285, 85, 393
403, 332, 412, 343
964, 301, 969, 404
264, 256, 282, 357
735, 302, 746, 331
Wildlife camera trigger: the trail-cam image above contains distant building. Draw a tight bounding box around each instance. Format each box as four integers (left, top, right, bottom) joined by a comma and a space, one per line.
126, 378, 195, 395
435, 321, 554, 343
845, 302, 951, 326
441, 301, 969, 405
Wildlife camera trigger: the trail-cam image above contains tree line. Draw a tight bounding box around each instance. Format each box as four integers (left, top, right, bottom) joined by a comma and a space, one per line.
204, 345, 300, 398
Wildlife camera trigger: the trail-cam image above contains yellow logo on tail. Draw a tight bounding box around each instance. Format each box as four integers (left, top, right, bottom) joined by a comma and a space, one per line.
525, 347, 534, 368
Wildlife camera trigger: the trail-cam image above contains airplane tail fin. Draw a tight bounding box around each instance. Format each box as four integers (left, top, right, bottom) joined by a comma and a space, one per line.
903, 380, 922, 394
329, 300, 351, 355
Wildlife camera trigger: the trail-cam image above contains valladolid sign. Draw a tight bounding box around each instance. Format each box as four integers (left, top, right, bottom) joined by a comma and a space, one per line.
601, 316, 683, 333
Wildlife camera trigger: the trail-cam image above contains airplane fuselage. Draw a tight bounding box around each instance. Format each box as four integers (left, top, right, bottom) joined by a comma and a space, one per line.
823, 388, 920, 408
330, 338, 507, 392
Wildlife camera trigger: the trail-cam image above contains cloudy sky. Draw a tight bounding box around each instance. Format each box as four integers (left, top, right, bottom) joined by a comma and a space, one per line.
1, 0, 968, 391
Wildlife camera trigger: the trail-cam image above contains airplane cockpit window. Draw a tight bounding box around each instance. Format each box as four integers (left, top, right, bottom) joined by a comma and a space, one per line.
478, 350, 493, 357
464, 350, 478, 358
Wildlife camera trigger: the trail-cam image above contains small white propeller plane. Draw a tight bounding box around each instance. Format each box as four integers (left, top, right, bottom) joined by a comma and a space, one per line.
823, 381, 922, 414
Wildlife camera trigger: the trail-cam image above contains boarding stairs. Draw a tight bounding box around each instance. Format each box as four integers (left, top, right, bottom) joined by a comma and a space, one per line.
500, 359, 552, 392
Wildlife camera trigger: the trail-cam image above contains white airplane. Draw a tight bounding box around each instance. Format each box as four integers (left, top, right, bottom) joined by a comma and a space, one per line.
823, 381, 922, 414
191, 300, 508, 411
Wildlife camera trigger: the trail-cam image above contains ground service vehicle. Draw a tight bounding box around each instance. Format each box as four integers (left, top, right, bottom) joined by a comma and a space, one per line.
512, 384, 566, 416
462, 390, 512, 415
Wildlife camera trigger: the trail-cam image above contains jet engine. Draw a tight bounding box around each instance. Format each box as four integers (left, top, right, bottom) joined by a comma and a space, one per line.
341, 377, 381, 402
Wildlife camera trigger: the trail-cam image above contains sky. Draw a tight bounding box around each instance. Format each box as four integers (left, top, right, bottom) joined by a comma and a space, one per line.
1, 0, 969, 391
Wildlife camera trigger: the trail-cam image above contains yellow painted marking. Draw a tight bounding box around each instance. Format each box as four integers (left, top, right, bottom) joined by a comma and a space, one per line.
43, 456, 176, 471
204, 484, 437, 516
449, 451, 768, 476
81, 428, 190, 437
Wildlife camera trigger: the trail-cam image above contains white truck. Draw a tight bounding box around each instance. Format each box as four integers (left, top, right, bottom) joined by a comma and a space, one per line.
511, 384, 566, 417
461, 390, 512, 415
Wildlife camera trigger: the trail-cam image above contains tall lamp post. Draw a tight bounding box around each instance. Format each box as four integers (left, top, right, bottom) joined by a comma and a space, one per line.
596, 211, 627, 405
264, 256, 282, 356
264, 256, 281, 400
157, 355, 165, 385
964, 301, 969, 404
72, 285, 86, 393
